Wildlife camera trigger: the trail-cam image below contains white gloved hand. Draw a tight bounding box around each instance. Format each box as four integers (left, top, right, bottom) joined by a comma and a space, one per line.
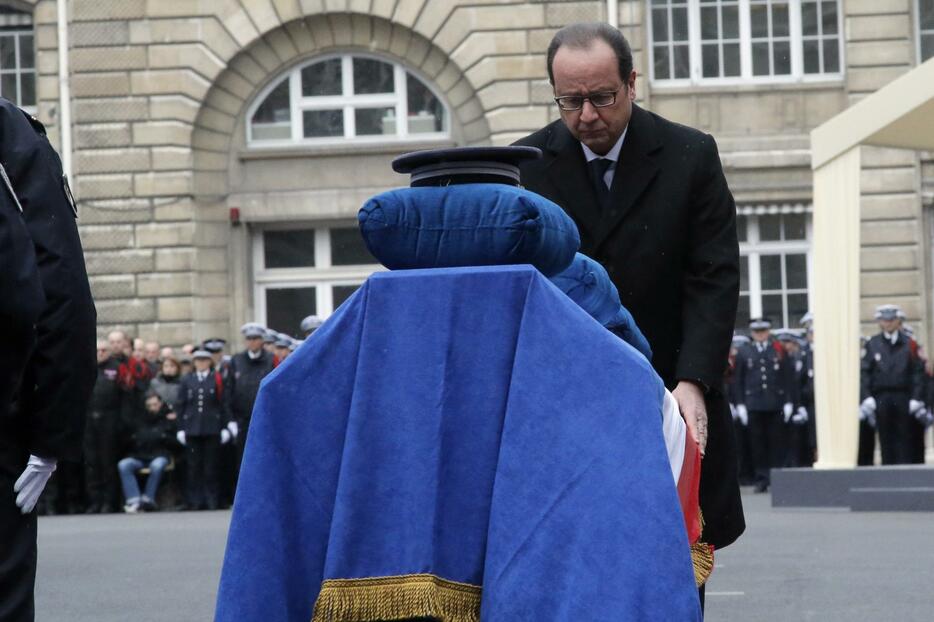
13, 455, 57, 514
729, 403, 738, 420
783, 402, 794, 422
736, 404, 749, 427
859, 407, 877, 428
227, 421, 238, 439
176, 430, 186, 446
914, 407, 934, 429
792, 406, 809, 425
220, 429, 231, 444
860, 397, 877, 415
909, 399, 924, 415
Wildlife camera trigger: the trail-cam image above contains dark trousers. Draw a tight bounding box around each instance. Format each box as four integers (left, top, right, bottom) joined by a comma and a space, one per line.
83, 411, 118, 510
40, 460, 85, 514
784, 423, 813, 468
857, 420, 876, 466
748, 410, 785, 487
186, 435, 220, 510
0, 440, 36, 622
875, 392, 919, 465
732, 419, 755, 485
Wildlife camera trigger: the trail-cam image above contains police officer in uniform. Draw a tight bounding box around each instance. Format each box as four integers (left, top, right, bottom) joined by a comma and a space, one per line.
0, 98, 97, 622
227, 324, 275, 469
727, 334, 755, 485
175, 350, 233, 510
776, 331, 809, 466
796, 326, 816, 466
859, 304, 925, 465
300, 315, 323, 338
734, 318, 795, 492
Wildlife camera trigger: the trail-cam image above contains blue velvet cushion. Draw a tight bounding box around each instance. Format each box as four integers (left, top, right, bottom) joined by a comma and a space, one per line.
550, 253, 653, 361
357, 184, 580, 277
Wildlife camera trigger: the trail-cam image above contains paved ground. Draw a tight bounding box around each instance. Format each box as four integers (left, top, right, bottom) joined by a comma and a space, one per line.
35, 489, 934, 621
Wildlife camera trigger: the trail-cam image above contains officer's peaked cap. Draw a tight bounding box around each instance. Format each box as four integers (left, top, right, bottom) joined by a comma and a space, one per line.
392, 146, 542, 187
749, 317, 772, 330
874, 304, 901, 320
300, 315, 323, 333
192, 349, 212, 359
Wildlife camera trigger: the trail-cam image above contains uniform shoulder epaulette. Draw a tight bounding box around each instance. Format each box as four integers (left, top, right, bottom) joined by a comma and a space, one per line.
19, 108, 47, 136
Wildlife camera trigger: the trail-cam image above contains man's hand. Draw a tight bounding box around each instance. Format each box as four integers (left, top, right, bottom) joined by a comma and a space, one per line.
14, 455, 57, 514
673, 381, 707, 456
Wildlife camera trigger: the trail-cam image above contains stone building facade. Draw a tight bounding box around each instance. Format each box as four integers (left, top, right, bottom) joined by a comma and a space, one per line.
4, 0, 934, 348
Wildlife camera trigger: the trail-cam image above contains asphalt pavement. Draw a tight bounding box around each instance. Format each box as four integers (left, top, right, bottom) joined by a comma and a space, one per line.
34, 489, 934, 621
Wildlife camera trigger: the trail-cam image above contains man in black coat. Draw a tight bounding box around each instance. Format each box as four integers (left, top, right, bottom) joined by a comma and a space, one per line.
226, 324, 275, 466
0, 98, 97, 622
515, 22, 743, 551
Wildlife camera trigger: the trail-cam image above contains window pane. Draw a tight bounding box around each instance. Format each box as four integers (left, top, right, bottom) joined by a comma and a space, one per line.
750, 4, 769, 38
654, 45, 671, 79
736, 294, 751, 330
922, 0, 934, 28
701, 7, 719, 39
355, 107, 396, 136
759, 215, 781, 241
0, 36, 15, 69
702, 44, 720, 77
333, 284, 361, 309
407, 74, 445, 133
266, 287, 316, 339
786, 254, 808, 289
772, 3, 790, 37
672, 8, 689, 40
723, 43, 741, 76
330, 227, 376, 265
652, 8, 669, 42
924, 35, 934, 63
19, 72, 34, 107
821, 0, 839, 35
19, 35, 33, 69
264, 229, 316, 269
761, 254, 782, 290
752, 42, 770, 75
723, 6, 739, 39
673, 44, 690, 79
303, 109, 344, 138
302, 58, 342, 96
353, 57, 394, 94
773, 41, 791, 75
803, 39, 820, 74
251, 78, 291, 141
736, 214, 747, 242
823, 39, 840, 73
783, 213, 807, 240
1, 73, 17, 104
802, 2, 818, 36
739, 255, 749, 291
761, 293, 784, 327
787, 293, 809, 327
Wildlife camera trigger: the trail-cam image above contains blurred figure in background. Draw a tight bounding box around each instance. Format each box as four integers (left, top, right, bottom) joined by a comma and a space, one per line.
117, 393, 174, 513
727, 334, 755, 486
143, 341, 161, 376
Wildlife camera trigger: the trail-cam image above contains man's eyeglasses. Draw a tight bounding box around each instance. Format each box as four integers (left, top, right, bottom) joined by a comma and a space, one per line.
553, 85, 623, 111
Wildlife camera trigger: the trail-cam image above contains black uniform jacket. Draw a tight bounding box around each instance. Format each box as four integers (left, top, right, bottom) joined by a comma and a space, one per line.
226, 349, 275, 423
515, 104, 744, 549
177, 371, 231, 437
735, 340, 796, 412
860, 332, 924, 402
0, 98, 96, 461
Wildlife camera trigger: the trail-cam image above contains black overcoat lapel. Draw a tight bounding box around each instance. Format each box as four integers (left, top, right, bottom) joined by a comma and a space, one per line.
594, 104, 662, 252
541, 124, 604, 242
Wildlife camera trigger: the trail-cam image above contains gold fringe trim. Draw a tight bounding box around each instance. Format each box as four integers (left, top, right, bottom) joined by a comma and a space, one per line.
311, 573, 481, 622
691, 541, 715, 587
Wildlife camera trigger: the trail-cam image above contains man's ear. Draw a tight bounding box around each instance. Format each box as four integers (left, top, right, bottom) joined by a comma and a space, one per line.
628, 70, 637, 101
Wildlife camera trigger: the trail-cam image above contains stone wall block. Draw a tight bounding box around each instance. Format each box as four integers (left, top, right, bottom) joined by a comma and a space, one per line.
306, 15, 335, 49
73, 98, 149, 123
451, 31, 529, 73
351, 13, 373, 47
243, 0, 283, 36
132, 321, 196, 347
328, 13, 354, 46
148, 44, 227, 82
152, 147, 195, 172
129, 18, 203, 45
860, 167, 917, 195
79, 224, 134, 250
84, 249, 154, 275
78, 199, 152, 225
98, 298, 157, 324
71, 46, 147, 72
131, 70, 211, 100
156, 247, 194, 271
861, 270, 922, 298
860, 219, 920, 246
265, 27, 300, 63
861, 193, 921, 220
157, 297, 193, 322
136, 221, 196, 249
847, 66, 910, 94
272, 0, 303, 23
485, 105, 549, 133
134, 171, 194, 197
88, 275, 136, 300
860, 246, 919, 271
132, 120, 194, 147
412, 0, 450, 40
192, 296, 230, 322
77, 148, 151, 174
71, 72, 131, 98
75, 173, 134, 199
138, 273, 195, 297
478, 80, 530, 111
200, 18, 243, 62
72, 0, 145, 21
466, 55, 545, 90
153, 197, 198, 222
545, 1, 603, 26
846, 14, 911, 42
69, 22, 130, 47
284, 20, 317, 55
846, 0, 910, 15
393, 0, 427, 28
223, 8, 261, 47
195, 248, 228, 272
149, 95, 202, 123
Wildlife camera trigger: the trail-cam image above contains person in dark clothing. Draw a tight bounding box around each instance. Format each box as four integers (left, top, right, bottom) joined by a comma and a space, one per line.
149, 357, 183, 412
227, 324, 276, 463
176, 350, 233, 510
776, 331, 810, 467
734, 318, 796, 492
0, 97, 97, 622
727, 335, 755, 485
860, 304, 926, 465
796, 328, 817, 466
117, 393, 175, 512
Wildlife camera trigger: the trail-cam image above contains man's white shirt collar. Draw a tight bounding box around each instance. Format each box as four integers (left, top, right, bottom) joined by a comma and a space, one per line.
580, 126, 627, 163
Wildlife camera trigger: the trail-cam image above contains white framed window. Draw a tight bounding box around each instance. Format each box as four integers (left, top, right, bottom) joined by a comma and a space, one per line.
252, 222, 384, 337
0, 6, 35, 110
918, 0, 934, 63
648, 0, 843, 85
737, 205, 811, 329
247, 53, 449, 148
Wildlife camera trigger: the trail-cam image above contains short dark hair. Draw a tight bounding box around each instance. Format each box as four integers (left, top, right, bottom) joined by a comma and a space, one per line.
546, 22, 633, 86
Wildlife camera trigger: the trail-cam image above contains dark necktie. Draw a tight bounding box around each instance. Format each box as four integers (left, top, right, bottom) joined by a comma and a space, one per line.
587, 157, 612, 211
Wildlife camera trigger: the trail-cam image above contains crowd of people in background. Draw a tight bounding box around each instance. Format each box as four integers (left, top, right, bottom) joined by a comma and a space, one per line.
727, 304, 934, 493
37, 316, 323, 515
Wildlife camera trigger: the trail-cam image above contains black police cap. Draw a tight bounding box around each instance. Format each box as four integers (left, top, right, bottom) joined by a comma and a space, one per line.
392, 146, 542, 187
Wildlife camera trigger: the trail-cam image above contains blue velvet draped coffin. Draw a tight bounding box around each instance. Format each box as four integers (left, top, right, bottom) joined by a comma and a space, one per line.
215, 265, 701, 621
357, 184, 580, 277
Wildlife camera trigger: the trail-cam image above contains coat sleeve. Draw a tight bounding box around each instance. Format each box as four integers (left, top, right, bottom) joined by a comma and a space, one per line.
673, 134, 740, 393
0, 101, 97, 461
909, 340, 925, 402
859, 343, 873, 402
734, 348, 746, 406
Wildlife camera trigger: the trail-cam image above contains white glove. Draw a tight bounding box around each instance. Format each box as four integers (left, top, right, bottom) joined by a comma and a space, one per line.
736, 404, 748, 427
783, 402, 794, 422
859, 407, 877, 428
220, 429, 231, 444
13, 455, 57, 514
729, 403, 737, 420
792, 406, 809, 425
914, 407, 934, 429
227, 421, 239, 439
176, 430, 186, 446
909, 399, 924, 415
860, 397, 877, 416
